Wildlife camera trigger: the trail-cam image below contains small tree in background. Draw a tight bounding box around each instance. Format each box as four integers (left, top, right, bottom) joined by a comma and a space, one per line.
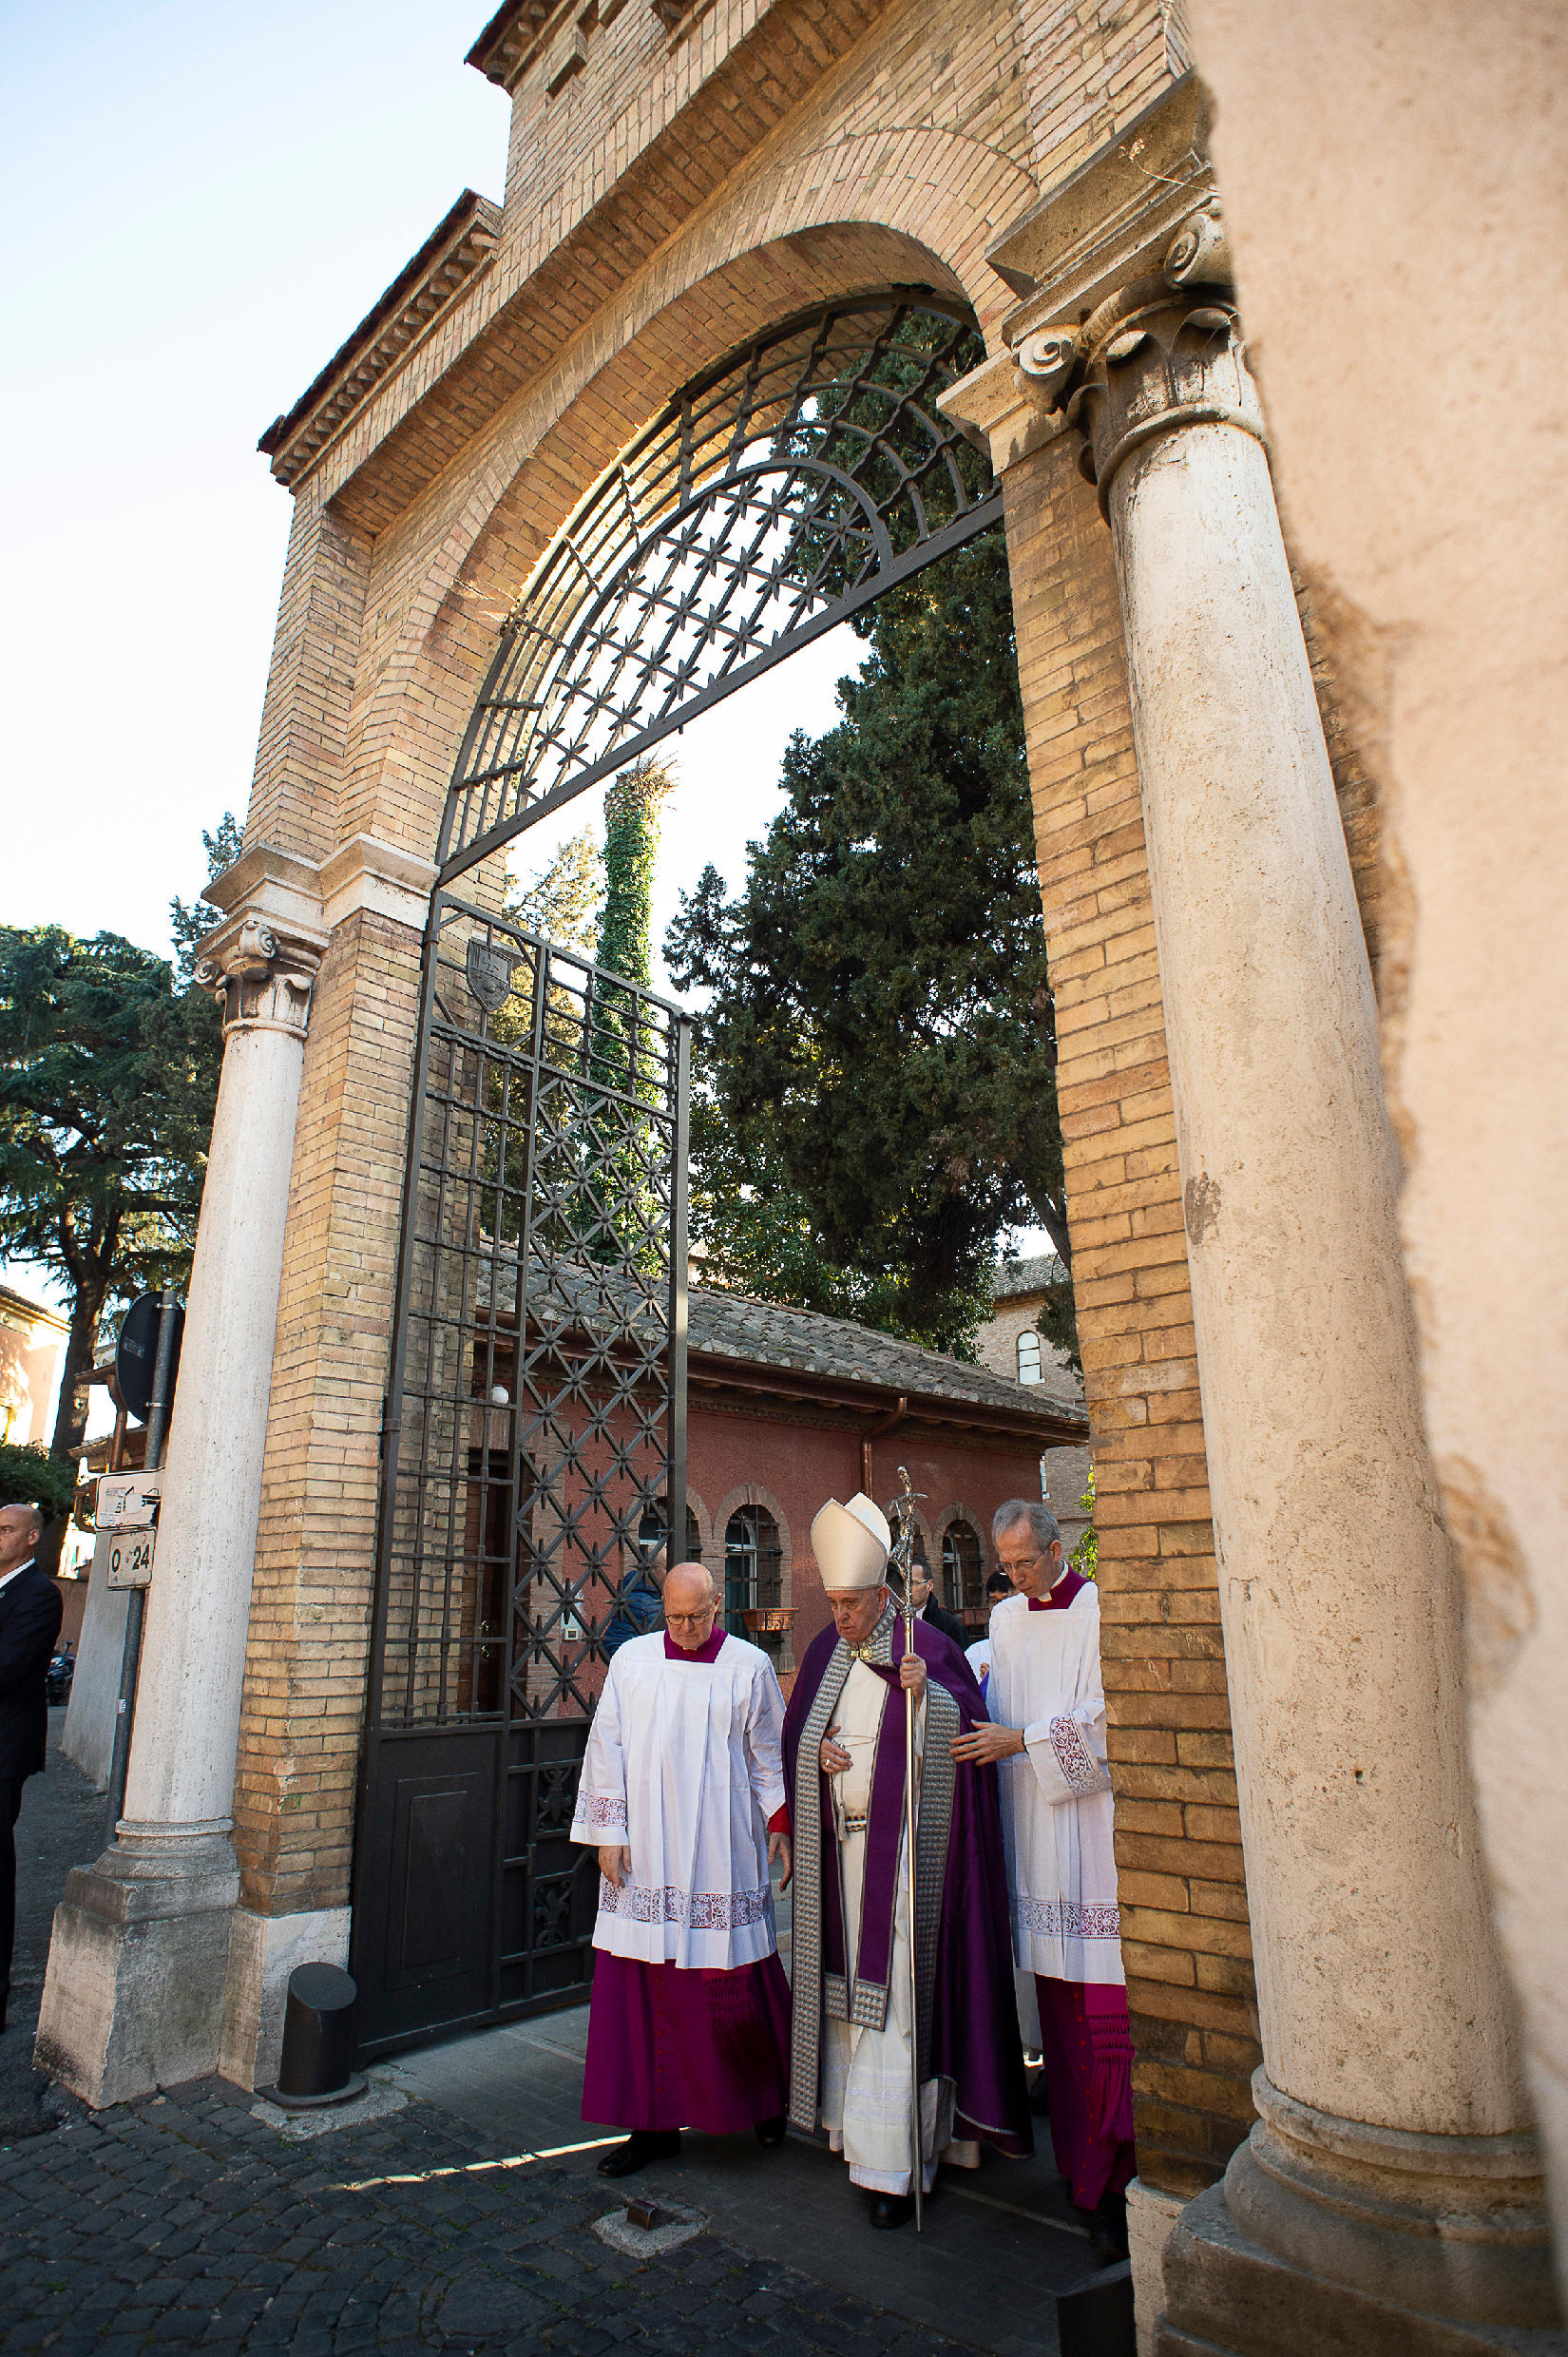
0, 1440, 76, 1521
505, 825, 603, 959
586, 761, 676, 1267
0, 816, 238, 1465
169, 812, 244, 985
1068, 1466, 1098, 1581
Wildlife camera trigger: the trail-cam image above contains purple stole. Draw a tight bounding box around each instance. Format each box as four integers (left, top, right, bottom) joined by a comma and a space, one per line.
821, 1668, 916, 2028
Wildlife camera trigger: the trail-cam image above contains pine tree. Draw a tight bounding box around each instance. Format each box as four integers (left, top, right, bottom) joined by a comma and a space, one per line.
505, 825, 603, 958
0, 820, 235, 1462
665, 530, 1070, 1359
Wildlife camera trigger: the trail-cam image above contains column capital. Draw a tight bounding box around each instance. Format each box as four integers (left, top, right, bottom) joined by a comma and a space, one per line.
942, 79, 1265, 506
1029, 231, 1267, 518
195, 908, 327, 1042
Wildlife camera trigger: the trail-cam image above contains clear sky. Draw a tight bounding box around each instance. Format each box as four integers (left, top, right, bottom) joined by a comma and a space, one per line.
0, 0, 1045, 1390
0, 0, 856, 970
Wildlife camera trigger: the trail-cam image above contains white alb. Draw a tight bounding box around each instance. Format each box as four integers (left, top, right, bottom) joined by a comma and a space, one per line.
986, 1585, 1124, 1985
571, 1631, 787, 1970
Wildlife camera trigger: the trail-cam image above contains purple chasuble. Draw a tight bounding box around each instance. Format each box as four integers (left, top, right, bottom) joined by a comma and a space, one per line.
781, 1613, 1032, 2157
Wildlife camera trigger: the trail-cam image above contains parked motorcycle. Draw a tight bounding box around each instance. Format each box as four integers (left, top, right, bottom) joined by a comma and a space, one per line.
45, 1646, 75, 1706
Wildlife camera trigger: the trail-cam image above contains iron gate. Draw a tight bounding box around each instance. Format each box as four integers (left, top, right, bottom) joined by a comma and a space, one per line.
352, 895, 688, 2054
353, 290, 998, 2053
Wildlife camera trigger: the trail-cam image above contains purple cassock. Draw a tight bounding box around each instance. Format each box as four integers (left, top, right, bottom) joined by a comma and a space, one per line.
780, 1603, 1032, 2160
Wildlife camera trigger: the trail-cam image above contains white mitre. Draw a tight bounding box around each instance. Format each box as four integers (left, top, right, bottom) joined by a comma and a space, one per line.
812, 1492, 891, 1590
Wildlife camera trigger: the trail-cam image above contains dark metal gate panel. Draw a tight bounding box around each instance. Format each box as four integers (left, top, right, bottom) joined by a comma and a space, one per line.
436, 294, 997, 886
353, 895, 689, 2055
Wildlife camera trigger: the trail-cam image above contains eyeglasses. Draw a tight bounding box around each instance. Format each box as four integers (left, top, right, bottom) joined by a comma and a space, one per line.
665, 1611, 715, 1628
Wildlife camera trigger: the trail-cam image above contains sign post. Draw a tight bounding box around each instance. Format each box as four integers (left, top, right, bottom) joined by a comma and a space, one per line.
103, 1285, 181, 1840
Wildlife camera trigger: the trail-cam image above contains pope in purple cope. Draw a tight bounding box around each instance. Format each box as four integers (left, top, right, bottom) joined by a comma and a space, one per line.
780, 1493, 1031, 2230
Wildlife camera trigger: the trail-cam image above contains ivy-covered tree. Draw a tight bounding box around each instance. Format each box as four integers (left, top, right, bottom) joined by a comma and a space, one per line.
598, 760, 674, 986
665, 530, 1070, 1359
0, 819, 237, 1464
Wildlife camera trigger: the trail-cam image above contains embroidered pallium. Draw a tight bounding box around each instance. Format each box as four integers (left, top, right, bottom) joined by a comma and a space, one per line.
1019, 1895, 1122, 1940
788, 1638, 856, 2130
1048, 1714, 1106, 1794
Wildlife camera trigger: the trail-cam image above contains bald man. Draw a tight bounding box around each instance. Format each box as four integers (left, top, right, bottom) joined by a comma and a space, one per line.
0, 1502, 62, 2034
573, 1560, 794, 2176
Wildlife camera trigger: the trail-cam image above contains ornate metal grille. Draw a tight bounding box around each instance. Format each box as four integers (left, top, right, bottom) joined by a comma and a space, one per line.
437, 293, 997, 883
357, 290, 996, 2055
353, 895, 689, 2053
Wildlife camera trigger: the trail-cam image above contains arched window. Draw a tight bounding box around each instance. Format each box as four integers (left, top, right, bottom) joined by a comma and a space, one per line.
724, 1505, 783, 1642
942, 1519, 984, 1615
1017, 1330, 1042, 1385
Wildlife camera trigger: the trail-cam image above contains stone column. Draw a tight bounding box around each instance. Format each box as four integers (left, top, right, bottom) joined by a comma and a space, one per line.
946, 95, 1554, 2349
36, 902, 325, 2107
1066, 229, 1549, 2348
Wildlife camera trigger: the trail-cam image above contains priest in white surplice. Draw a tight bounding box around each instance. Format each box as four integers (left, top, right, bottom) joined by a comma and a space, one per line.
951, 1498, 1136, 2260
573, 1561, 794, 2177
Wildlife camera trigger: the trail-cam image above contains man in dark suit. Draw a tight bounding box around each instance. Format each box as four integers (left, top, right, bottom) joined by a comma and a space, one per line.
907, 1562, 968, 1650
0, 1502, 63, 2034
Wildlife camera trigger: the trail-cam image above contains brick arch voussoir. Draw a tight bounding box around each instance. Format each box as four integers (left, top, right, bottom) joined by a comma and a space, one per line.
335, 134, 1038, 864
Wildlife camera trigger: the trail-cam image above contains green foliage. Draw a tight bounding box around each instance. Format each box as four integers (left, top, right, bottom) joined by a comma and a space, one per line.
665, 528, 1069, 1357
598, 761, 674, 987
688, 1107, 991, 1354
0, 1439, 75, 1521
0, 821, 232, 1462
1068, 1463, 1097, 1582
169, 812, 243, 987
583, 761, 677, 1270
505, 825, 603, 959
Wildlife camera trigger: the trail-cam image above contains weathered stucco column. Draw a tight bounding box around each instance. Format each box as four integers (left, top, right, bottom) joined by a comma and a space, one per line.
36, 879, 326, 2107
947, 84, 1553, 2356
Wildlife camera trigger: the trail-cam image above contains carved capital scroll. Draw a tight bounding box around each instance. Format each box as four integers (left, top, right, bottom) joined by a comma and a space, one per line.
194, 910, 325, 1043
1012, 200, 1266, 518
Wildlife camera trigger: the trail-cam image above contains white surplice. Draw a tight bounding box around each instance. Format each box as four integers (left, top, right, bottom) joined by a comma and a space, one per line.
986, 1586, 1124, 1986
817, 1657, 976, 2194
570, 1631, 787, 1970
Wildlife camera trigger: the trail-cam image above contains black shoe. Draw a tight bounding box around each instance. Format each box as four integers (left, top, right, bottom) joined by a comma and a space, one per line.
868, 2193, 916, 2229
1085, 2187, 1129, 2265
755, 2114, 787, 2148
1027, 2065, 1051, 2117
597, 2130, 681, 2178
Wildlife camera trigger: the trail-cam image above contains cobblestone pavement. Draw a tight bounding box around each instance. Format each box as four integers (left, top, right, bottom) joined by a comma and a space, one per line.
0, 2077, 983, 2357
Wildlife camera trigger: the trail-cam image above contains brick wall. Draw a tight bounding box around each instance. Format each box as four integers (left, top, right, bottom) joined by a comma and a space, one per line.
226, 0, 1257, 2159
1004, 431, 1261, 2196
688, 1397, 1052, 1668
